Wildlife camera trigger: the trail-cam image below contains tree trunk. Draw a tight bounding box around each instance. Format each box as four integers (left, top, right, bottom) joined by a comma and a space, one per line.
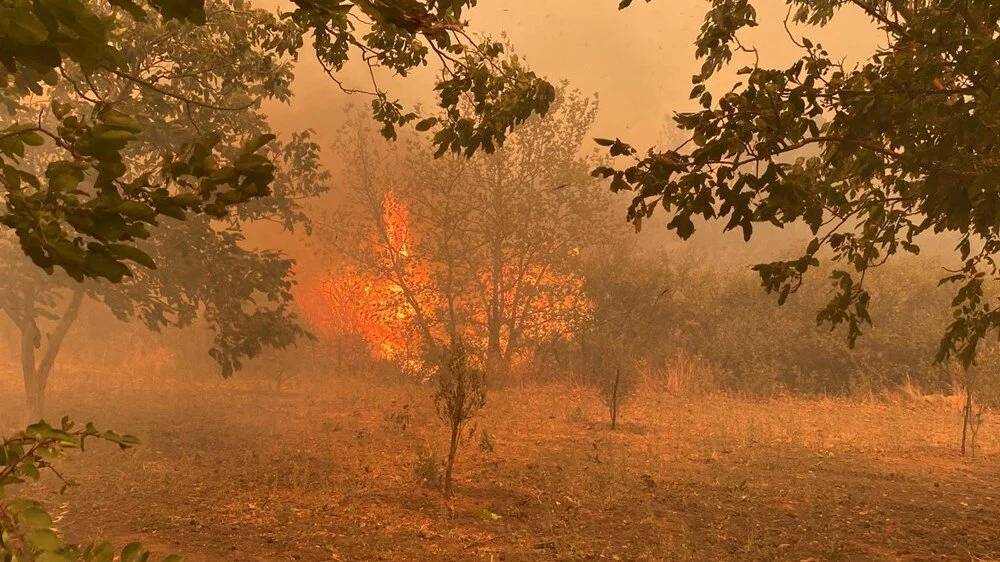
17, 287, 85, 422
961, 382, 973, 456
443, 420, 461, 497
485, 230, 507, 383
20, 321, 42, 421
335, 336, 344, 374
486, 341, 504, 378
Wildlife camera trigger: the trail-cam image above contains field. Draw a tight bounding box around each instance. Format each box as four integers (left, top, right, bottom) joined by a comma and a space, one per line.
2, 373, 999, 561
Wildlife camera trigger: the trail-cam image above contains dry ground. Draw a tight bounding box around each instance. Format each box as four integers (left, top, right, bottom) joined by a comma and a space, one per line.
2, 373, 999, 561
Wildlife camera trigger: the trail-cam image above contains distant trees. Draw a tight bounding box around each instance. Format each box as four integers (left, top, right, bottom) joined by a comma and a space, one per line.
579, 241, 989, 397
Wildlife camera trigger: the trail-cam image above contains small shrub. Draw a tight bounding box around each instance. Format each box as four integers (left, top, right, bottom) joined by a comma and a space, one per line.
0, 418, 180, 561
567, 404, 588, 423
433, 341, 486, 497
601, 365, 636, 430
478, 430, 495, 454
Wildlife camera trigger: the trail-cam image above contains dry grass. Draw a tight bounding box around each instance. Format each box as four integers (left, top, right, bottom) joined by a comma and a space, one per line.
2, 371, 999, 561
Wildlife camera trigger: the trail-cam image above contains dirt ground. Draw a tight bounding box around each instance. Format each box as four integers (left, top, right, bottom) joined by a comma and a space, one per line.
3, 374, 999, 561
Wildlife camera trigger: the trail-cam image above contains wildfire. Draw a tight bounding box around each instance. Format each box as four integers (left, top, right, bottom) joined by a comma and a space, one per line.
297, 190, 593, 376
296, 191, 432, 372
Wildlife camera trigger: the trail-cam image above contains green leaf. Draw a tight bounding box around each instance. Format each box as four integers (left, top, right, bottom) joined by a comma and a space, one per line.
84, 251, 130, 282
8, 10, 49, 43
108, 244, 157, 269
244, 133, 276, 154
35, 552, 73, 562
19, 130, 45, 146
414, 117, 438, 132
806, 238, 820, 255
117, 201, 157, 221
17, 461, 40, 482
13, 502, 52, 529
94, 129, 138, 143
90, 543, 115, 562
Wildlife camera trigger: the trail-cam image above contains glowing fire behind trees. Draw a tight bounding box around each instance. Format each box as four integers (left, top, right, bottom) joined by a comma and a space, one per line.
296, 269, 430, 374
304, 92, 615, 378
297, 191, 443, 375
298, 190, 594, 377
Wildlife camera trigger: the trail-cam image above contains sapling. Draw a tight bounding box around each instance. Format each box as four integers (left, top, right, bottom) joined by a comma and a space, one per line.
433, 342, 486, 497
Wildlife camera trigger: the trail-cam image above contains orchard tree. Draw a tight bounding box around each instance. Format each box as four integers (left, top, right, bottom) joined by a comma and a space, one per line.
433, 340, 485, 497
0, 1, 326, 419
601, 0, 1000, 371
0, 238, 85, 420
457, 89, 612, 378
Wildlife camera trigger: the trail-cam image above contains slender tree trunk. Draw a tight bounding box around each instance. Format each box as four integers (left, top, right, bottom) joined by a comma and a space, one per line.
961, 381, 974, 455
485, 230, 506, 382
335, 337, 343, 373
443, 420, 461, 497
486, 343, 504, 379
17, 287, 85, 422
20, 320, 41, 421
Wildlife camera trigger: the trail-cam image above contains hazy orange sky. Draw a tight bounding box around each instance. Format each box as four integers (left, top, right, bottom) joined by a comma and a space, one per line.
266, 1, 882, 147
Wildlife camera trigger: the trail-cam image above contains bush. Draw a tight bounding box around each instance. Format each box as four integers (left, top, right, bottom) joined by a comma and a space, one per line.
0, 418, 179, 561
579, 246, 983, 397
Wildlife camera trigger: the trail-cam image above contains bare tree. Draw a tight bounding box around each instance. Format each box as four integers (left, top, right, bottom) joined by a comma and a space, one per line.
597, 351, 636, 431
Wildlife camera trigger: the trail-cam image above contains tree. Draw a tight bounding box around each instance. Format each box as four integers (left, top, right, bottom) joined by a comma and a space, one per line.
600, 0, 1000, 371
0, 1, 326, 419
454, 89, 610, 378
0, 240, 86, 420
433, 340, 485, 497
602, 363, 633, 430
1, 0, 554, 280
313, 90, 615, 379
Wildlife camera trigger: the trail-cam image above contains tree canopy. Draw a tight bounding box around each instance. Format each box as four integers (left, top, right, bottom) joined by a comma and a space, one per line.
305, 91, 615, 377
600, 0, 1000, 367
1, 0, 554, 280
0, 0, 330, 416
